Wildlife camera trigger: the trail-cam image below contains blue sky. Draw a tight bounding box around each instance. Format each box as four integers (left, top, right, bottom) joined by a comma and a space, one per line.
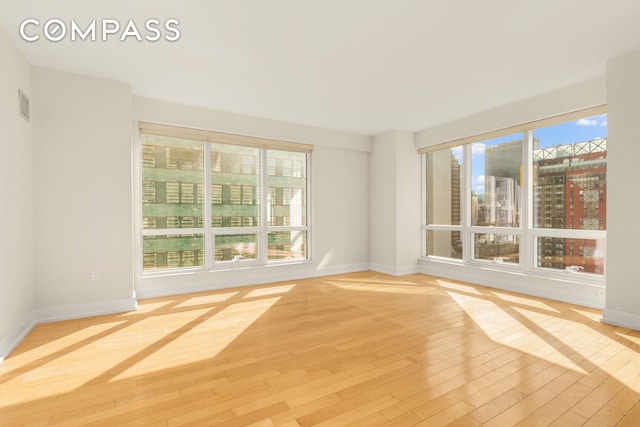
534, 114, 607, 148
461, 114, 607, 194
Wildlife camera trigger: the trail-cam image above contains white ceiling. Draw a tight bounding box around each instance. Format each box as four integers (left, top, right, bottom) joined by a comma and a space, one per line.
2, 0, 640, 135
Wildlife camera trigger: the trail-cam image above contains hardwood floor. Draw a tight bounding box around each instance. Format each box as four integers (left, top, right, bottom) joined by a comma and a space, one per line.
1, 271, 640, 426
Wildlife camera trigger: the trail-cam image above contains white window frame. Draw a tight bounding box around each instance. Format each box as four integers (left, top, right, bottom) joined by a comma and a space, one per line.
420, 107, 606, 287
137, 122, 312, 275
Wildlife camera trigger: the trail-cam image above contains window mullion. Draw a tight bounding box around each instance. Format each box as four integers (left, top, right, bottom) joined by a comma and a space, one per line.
305, 151, 312, 261
260, 148, 268, 263
463, 143, 472, 263
522, 130, 533, 274
203, 141, 213, 269
421, 153, 427, 257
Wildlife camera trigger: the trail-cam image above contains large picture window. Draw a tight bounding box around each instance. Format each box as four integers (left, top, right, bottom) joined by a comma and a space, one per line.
422, 108, 607, 282
140, 123, 311, 273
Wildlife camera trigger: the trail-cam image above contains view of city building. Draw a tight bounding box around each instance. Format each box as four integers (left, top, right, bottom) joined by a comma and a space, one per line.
533, 138, 606, 273
424, 114, 607, 275
141, 134, 308, 271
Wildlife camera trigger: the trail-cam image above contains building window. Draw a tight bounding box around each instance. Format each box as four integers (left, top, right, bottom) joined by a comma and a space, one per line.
211, 184, 222, 205
140, 123, 311, 272
422, 109, 607, 281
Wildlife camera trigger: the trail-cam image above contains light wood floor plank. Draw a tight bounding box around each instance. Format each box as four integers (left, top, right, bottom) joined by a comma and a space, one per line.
1, 271, 639, 425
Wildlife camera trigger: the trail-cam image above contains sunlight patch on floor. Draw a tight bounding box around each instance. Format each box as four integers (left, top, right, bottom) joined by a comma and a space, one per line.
175, 291, 238, 308
244, 284, 296, 298
454, 291, 640, 392
492, 291, 558, 312
122, 300, 173, 315
448, 291, 587, 373
332, 277, 421, 286
0, 321, 130, 406
1, 284, 295, 408
109, 297, 281, 382
327, 281, 437, 296
571, 307, 603, 322
436, 280, 482, 295
3, 320, 128, 367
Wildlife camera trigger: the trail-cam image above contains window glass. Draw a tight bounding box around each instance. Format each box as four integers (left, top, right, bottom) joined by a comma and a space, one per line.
471, 134, 522, 227
268, 231, 307, 261
211, 144, 260, 228
425, 146, 462, 226
426, 230, 462, 259
141, 127, 311, 273
143, 234, 204, 270
422, 111, 606, 280
215, 234, 257, 262
533, 114, 607, 230
142, 135, 203, 229
536, 237, 605, 275
267, 150, 307, 227
473, 234, 520, 264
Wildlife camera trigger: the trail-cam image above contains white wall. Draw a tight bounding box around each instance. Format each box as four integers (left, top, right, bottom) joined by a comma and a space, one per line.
31, 67, 135, 318
370, 131, 421, 275
416, 77, 606, 150
313, 145, 370, 272
133, 97, 371, 297
602, 49, 640, 329
395, 131, 422, 272
370, 133, 397, 270
133, 97, 372, 152
0, 28, 35, 361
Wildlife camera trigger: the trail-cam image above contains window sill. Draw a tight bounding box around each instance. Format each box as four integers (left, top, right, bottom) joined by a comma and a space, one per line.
140, 258, 313, 279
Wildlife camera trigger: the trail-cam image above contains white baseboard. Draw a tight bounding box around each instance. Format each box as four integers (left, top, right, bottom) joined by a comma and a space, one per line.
34, 298, 138, 324
419, 259, 605, 309
1, 297, 138, 364
601, 308, 640, 330
369, 263, 419, 277
0, 315, 36, 364
312, 263, 371, 278
136, 263, 371, 299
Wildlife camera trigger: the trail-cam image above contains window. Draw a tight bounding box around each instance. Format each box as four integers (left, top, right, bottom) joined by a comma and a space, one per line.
140, 123, 311, 272
471, 134, 521, 228
424, 146, 463, 259
422, 108, 606, 281
532, 116, 606, 274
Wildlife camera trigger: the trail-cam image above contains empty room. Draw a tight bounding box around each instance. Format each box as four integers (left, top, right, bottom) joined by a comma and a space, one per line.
2, 1, 640, 425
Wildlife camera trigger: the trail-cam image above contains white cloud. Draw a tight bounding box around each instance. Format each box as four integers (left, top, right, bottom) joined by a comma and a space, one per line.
447, 143, 487, 161
471, 143, 486, 156
472, 175, 485, 194
451, 146, 463, 161
576, 118, 597, 126
601, 119, 607, 127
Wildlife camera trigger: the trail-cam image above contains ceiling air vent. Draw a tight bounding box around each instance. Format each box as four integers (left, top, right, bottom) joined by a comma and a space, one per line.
18, 89, 30, 122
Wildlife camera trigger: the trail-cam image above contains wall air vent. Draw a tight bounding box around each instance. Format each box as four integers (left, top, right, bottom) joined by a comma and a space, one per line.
18, 89, 30, 122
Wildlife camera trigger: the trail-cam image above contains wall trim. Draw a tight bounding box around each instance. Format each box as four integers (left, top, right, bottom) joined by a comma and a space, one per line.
419, 259, 605, 309
34, 298, 138, 324
136, 263, 370, 299
1, 297, 138, 364
133, 96, 373, 152
601, 308, 640, 330
369, 263, 420, 277
0, 315, 36, 364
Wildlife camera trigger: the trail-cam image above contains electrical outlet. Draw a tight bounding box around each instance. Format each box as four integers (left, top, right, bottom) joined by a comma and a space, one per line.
91, 270, 101, 281
596, 288, 605, 297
